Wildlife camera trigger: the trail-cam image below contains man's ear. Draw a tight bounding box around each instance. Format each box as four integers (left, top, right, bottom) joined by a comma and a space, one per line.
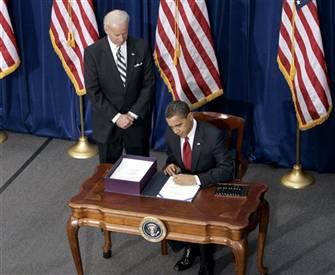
104, 25, 109, 35
187, 112, 193, 120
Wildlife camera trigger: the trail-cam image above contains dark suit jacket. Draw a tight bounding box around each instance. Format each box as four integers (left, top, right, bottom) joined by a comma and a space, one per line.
165, 120, 234, 188
84, 36, 155, 144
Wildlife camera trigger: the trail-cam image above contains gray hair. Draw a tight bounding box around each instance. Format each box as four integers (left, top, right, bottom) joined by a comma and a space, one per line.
165, 100, 190, 119
103, 10, 129, 29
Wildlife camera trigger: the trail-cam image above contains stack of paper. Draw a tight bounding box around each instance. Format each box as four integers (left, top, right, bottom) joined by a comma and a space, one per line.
157, 177, 200, 202
110, 158, 154, 182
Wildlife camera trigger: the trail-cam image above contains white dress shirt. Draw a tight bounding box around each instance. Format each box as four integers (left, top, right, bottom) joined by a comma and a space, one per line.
107, 36, 127, 66
107, 37, 138, 123
180, 119, 197, 154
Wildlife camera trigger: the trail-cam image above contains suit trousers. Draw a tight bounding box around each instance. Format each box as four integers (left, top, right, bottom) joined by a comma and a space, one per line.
98, 126, 150, 163
169, 241, 213, 266
98, 141, 149, 164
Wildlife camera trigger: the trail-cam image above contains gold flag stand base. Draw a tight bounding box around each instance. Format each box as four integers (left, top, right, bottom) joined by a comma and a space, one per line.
68, 96, 98, 159
281, 164, 314, 189
0, 131, 8, 143
68, 136, 98, 159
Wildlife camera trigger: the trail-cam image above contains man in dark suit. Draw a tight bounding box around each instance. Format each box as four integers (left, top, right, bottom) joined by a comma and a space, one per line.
84, 9, 155, 163
164, 100, 234, 275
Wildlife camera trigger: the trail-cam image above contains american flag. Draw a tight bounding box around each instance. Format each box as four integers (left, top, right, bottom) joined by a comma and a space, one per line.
0, 0, 20, 79
277, 0, 332, 130
49, 0, 99, 96
154, 0, 223, 109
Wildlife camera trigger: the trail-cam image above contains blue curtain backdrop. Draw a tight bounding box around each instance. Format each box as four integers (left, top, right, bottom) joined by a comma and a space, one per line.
1, 0, 335, 172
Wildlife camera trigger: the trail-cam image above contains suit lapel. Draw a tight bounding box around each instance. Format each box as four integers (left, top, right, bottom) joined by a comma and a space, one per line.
170, 134, 183, 167
126, 37, 136, 88
102, 38, 117, 72
102, 37, 125, 89
191, 123, 203, 171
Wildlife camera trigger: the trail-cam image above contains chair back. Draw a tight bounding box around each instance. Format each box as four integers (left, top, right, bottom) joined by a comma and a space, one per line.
192, 112, 248, 180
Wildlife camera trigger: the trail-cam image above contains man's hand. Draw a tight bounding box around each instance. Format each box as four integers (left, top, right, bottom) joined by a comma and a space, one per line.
164, 163, 181, 176
116, 114, 134, 129
172, 174, 197, 185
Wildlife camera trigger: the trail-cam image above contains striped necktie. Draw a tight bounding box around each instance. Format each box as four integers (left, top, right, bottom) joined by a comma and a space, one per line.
116, 46, 127, 87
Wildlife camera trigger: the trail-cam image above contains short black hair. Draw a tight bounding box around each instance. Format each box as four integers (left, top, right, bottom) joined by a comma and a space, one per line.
165, 100, 190, 119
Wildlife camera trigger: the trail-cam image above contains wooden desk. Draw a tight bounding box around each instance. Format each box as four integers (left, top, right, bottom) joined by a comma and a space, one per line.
67, 164, 269, 275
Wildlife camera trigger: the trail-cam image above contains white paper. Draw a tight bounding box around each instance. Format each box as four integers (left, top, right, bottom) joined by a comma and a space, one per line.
110, 158, 154, 182
157, 176, 200, 202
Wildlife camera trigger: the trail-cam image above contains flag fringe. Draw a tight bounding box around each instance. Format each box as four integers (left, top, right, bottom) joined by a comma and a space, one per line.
189, 89, 223, 110
153, 50, 176, 96
154, 50, 223, 109
299, 106, 332, 130
49, 29, 85, 96
0, 60, 20, 79
277, 56, 332, 130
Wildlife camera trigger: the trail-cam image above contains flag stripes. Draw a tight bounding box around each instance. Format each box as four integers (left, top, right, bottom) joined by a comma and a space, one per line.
0, 0, 20, 79
49, 0, 99, 96
154, 0, 223, 109
277, 0, 332, 130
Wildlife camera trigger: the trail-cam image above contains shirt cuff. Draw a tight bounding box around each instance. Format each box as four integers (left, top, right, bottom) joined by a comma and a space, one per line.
111, 113, 121, 123
128, 111, 138, 119
195, 175, 201, 186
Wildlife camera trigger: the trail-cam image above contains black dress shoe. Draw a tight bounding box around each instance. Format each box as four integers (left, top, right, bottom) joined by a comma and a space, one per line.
174, 245, 199, 271
198, 264, 214, 275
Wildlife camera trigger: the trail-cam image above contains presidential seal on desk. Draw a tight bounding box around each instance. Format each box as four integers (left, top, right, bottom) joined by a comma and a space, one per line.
139, 216, 166, 242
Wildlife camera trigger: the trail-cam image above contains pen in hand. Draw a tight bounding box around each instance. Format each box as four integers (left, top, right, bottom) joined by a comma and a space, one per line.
164, 164, 181, 176
171, 167, 181, 175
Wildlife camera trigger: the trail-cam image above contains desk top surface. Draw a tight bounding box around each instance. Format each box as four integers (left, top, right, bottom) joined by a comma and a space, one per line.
69, 164, 268, 230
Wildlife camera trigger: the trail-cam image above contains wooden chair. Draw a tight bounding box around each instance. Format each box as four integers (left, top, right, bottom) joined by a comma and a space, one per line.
192, 111, 248, 180
160, 111, 249, 255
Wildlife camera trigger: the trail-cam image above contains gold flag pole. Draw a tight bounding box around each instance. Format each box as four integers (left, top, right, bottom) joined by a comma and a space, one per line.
68, 95, 97, 159
65, 3, 96, 158
281, 125, 314, 188
0, 131, 8, 143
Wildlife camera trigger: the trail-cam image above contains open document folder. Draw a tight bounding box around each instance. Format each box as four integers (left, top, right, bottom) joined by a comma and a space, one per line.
157, 176, 200, 202
109, 158, 154, 182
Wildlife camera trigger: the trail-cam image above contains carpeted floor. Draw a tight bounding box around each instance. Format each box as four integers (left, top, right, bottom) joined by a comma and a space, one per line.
0, 132, 334, 275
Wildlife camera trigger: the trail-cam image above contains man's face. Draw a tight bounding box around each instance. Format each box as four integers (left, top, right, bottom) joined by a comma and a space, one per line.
166, 113, 193, 138
106, 22, 128, 46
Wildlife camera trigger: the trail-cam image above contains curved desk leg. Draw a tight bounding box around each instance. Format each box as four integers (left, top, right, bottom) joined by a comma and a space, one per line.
67, 216, 84, 275
102, 230, 112, 258
231, 239, 248, 275
257, 199, 269, 275
161, 239, 168, 255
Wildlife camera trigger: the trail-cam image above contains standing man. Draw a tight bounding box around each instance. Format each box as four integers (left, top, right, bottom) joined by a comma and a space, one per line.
164, 100, 234, 275
84, 10, 155, 163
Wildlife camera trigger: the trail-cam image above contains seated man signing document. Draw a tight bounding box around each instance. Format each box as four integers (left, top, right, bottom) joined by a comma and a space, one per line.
164, 100, 234, 275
